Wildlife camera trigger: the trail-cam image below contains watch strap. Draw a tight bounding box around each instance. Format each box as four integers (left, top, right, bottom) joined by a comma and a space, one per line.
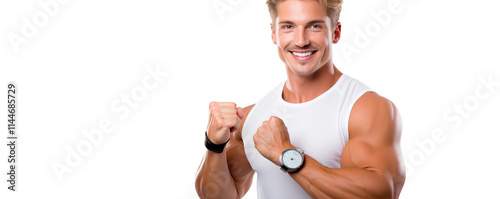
204, 131, 229, 153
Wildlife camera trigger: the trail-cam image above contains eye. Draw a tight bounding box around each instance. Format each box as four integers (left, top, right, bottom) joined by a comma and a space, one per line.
283, 25, 293, 30
310, 24, 320, 29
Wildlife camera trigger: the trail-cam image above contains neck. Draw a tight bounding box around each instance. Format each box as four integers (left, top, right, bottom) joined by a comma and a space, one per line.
282, 62, 342, 103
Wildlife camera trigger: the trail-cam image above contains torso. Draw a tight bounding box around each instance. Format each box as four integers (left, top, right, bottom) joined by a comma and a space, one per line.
240, 74, 372, 199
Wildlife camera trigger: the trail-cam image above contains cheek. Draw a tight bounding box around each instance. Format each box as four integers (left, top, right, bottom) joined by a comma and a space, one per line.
276, 39, 290, 60
276, 33, 292, 50
276, 38, 285, 50
277, 47, 286, 62
319, 34, 330, 48
311, 36, 332, 62
317, 36, 331, 53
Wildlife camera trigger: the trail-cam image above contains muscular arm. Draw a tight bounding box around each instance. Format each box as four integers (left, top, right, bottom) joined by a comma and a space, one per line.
195, 104, 255, 199
289, 92, 406, 198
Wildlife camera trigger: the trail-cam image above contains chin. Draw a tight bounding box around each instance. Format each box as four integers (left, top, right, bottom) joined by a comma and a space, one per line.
288, 64, 320, 77
283, 53, 323, 77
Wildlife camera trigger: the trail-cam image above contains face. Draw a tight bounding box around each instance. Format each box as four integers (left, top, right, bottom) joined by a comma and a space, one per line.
271, 0, 341, 77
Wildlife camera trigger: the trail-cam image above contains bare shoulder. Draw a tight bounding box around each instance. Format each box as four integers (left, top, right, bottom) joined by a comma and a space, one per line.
242, 104, 256, 119
348, 91, 402, 143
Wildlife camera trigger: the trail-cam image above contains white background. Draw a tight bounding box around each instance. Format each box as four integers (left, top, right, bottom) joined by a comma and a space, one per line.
1, 0, 499, 198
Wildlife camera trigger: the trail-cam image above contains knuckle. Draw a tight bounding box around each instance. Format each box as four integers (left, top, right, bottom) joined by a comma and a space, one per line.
272, 116, 281, 124
256, 127, 261, 133
276, 116, 282, 122
209, 104, 216, 113
262, 120, 268, 126
209, 101, 217, 108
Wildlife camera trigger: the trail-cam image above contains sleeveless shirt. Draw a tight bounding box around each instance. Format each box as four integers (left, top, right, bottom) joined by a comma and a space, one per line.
242, 74, 372, 199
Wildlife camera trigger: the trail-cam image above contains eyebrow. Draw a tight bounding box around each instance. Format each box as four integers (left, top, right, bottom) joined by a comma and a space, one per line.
278, 20, 326, 25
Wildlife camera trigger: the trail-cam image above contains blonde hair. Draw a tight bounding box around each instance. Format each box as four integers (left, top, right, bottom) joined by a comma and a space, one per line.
266, 0, 343, 26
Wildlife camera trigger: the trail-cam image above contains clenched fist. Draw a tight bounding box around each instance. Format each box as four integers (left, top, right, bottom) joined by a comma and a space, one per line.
254, 116, 294, 166
206, 102, 244, 145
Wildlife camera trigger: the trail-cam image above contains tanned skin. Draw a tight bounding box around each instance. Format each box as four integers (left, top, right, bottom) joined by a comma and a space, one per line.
195, 0, 405, 198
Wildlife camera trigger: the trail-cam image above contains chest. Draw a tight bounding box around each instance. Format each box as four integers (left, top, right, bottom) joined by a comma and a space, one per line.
243, 102, 348, 173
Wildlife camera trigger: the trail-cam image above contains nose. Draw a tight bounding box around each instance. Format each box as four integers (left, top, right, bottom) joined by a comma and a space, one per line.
294, 28, 310, 47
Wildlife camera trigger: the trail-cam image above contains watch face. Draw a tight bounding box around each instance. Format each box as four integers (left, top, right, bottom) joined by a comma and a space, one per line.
283, 149, 303, 169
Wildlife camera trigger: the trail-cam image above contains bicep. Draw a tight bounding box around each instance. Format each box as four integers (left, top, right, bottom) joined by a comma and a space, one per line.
338, 137, 401, 198
341, 92, 405, 197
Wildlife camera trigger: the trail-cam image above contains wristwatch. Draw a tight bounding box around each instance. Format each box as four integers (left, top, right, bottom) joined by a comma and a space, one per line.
279, 147, 304, 173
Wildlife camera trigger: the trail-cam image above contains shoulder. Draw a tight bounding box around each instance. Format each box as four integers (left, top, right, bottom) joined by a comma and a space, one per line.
242, 104, 255, 115
348, 92, 402, 142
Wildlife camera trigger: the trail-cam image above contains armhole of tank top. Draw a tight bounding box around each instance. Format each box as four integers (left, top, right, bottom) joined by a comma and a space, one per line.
241, 104, 256, 139
340, 89, 372, 144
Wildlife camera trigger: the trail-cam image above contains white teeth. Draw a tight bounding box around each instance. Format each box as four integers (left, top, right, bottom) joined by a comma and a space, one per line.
292, 51, 313, 57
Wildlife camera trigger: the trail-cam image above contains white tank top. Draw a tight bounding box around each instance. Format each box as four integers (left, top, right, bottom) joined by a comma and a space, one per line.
242, 74, 372, 199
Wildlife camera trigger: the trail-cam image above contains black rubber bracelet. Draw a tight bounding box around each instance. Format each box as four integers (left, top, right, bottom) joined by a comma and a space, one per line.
205, 131, 229, 153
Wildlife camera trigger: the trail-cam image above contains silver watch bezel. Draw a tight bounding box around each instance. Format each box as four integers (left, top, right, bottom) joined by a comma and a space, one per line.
279, 147, 304, 173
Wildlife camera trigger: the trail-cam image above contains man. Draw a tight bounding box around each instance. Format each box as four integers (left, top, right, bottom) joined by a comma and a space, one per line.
195, 0, 405, 198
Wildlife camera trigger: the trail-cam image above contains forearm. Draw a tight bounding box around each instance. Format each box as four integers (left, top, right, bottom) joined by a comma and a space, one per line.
195, 150, 239, 199
290, 155, 393, 199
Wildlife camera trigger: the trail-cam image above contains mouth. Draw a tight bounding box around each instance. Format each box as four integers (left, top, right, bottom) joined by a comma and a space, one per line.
289, 50, 317, 61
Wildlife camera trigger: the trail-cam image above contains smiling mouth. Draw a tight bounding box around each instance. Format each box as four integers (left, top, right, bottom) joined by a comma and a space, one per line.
289, 50, 317, 60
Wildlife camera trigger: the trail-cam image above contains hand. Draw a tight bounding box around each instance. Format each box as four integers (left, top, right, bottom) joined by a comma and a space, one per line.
254, 116, 295, 166
206, 102, 244, 145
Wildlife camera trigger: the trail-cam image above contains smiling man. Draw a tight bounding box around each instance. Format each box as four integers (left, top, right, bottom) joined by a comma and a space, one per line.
195, 0, 405, 198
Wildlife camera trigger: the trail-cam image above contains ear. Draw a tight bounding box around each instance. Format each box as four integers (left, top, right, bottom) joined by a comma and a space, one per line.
332, 21, 341, 44
271, 23, 277, 45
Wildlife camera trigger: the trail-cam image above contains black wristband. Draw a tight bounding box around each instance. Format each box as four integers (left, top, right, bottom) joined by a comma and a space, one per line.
205, 131, 229, 153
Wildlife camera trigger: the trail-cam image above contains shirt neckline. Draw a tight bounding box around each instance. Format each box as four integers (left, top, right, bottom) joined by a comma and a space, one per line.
278, 74, 346, 107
